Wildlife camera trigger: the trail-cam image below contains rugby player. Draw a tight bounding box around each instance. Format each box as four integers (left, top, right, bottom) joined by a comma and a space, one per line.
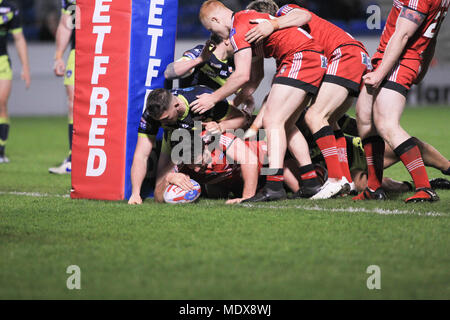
128, 85, 247, 205
165, 33, 255, 116
354, 0, 449, 202
193, 0, 327, 202
0, 0, 30, 163
153, 130, 265, 204
244, 0, 372, 199
49, 0, 76, 174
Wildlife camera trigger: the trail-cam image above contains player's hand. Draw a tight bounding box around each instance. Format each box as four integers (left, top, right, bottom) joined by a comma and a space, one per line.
199, 39, 216, 63
191, 93, 217, 114
53, 59, 66, 77
203, 121, 222, 135
21, 67, 31, 89
128, 193, 143, 205
245, 19, 273, 44
226, 198, 247, 204
167, 172, 195, 191
363, 71, 385, 89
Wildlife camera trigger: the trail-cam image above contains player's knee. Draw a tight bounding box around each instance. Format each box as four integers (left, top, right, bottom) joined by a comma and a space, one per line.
304, 107, 319, 127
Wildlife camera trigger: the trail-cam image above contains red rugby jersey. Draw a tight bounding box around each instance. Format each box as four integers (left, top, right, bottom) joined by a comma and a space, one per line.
377, 0, 449, 61
276, 4, 365, 58
229, 10, 323, 66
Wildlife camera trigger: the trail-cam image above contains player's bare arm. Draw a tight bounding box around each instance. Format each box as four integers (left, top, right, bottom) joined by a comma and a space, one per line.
154, 151, 194, 203
364, 7, 425, 88
164, 40, 216, 80
128, 136, 154, 204
245, 8, 311, 44
190, 48, 253, 114
225, 138, 260, 204
12, 31, 30, 89
54, 13, 73, 77
216, 106, 248, 132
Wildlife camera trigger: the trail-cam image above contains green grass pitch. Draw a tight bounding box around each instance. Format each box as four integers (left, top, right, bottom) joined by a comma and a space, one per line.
0, 106, 449, 299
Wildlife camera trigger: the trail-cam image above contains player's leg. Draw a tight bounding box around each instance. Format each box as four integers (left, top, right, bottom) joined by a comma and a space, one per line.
373, 88, 438, 203
49, 49, 75, 174
304, 82, 351, 199
245, 84, 308, 202
286, 104, 323, 198
330, 96, 356, 191
0, 77, 12, 163
352, 85, 387, 200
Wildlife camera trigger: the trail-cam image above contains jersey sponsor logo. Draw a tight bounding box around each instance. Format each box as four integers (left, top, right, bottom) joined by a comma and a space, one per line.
0, 8, 11, 14
210, 62, 222, 69
361, 52, 373, 70
230, 28, 236, 38
321, 55, 328, 69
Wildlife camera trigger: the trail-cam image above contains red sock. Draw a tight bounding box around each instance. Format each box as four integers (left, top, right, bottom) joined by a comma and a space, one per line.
313, 126, 343, 179
394, 138, 430, 189
335, 131, 352, 183
362, 136, 385, 191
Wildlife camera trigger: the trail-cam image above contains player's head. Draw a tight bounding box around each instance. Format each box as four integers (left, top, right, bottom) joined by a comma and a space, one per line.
146, 88, 179, 125
210, 32, 235, 58
199, 0, 234, 40
247, 0, 279, 16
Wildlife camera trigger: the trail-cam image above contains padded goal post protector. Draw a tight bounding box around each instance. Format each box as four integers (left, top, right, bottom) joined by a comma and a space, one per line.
71, 0, 178, 200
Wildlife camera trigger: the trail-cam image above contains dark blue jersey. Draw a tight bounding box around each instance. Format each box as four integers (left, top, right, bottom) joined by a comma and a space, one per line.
138, 85, 231, 139
0, 1, 21, 56
179, 44, 234, 90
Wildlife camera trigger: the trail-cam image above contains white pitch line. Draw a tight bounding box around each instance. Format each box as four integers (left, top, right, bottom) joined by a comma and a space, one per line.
0, 191, 70, 198
241, 204, 448, 217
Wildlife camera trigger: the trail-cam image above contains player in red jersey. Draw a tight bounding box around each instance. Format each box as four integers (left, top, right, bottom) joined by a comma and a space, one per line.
193, 0, 327, 202
153, 130, 264, 204
354, 0, 448, 203
244, 0, 373, 199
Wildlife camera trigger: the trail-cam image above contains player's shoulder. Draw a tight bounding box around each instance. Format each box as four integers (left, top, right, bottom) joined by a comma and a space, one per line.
173, 85, 213, 98
0, 0, 18, 11
183, 44, 205, 59
234, 9, 266, 22
276, 4, 302, 17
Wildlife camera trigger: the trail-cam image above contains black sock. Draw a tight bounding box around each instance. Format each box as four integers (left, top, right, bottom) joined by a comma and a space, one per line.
266, 168, 284, 191
442, 163, 450, 176
0, 123, 10, 157
68, 123, 73, 162
298, 164, 321, 190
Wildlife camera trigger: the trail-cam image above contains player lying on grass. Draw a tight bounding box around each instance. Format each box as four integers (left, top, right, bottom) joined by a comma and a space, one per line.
195, 0, 327, 202
244, 0, 371, 199
153, 130, 265, 204
128, 86, 247, 205
354, 0, 448, 203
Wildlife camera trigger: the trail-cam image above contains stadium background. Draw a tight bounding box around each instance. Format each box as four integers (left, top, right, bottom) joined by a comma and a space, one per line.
7, 0, 450, 117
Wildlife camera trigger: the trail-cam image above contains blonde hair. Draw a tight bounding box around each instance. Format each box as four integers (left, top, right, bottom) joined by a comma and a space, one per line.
199, 0, 226, 22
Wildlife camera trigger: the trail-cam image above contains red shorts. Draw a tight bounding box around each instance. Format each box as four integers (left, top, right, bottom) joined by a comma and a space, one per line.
372, 51, 421, 97
274, 50, 327, 95
324, 44, 372, 97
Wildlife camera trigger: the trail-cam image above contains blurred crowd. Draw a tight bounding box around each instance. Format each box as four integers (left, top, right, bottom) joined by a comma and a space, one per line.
17, 0, 378, 41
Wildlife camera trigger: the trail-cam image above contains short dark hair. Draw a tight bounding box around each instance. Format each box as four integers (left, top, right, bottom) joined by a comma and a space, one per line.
146, 88, 173, 120
247, 0, 279, 16
210, 33, 223, 45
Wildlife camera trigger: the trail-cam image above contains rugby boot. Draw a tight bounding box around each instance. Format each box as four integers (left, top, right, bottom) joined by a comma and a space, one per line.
429, 178, 450, 190
242, 186, 287, 202
289, 184, 322, 199
310, 177, 350, 200
352, 187, 388, 201
49, 158, 71, 174
405, 188, 439, 203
